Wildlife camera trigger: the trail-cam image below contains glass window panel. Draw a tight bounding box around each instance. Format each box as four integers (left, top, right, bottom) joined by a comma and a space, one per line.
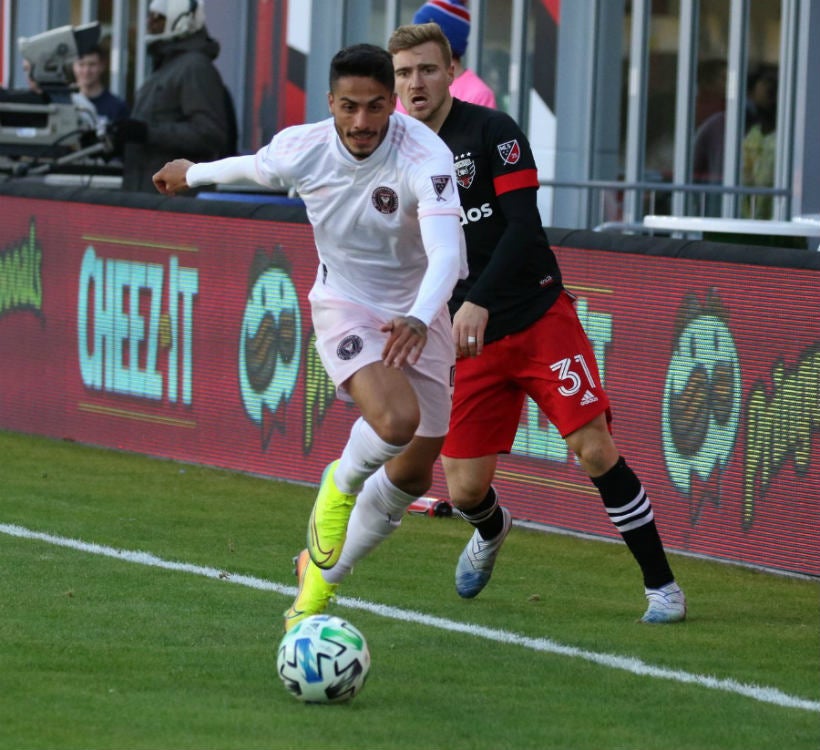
481, 0, 514, 113
741, 3, 781, 219
644, 1, 679, 193
692, 0, 731, 215
398, 0, 421, 25
369, 0, 387, 41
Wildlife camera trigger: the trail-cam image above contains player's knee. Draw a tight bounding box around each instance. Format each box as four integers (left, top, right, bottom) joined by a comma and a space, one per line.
441, 458, 493, 509
395, 473, 433, 499
370, 407, 419, 447
446, 476, 490, 510
573, 436, 618, 478
386, 461, 433, 498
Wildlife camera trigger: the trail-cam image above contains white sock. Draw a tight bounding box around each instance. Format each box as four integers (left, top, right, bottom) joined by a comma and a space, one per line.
334, 417, 407, 494
325, 466, 416, 584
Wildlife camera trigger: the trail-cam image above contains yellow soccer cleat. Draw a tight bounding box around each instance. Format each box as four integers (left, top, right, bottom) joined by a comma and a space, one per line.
307, 460, 356, 569
283, 549, 339, 632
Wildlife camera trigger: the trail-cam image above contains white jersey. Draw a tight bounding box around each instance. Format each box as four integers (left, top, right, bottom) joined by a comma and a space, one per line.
253, 112, 466, 323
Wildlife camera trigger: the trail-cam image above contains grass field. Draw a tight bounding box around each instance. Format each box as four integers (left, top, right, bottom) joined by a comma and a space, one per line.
1, 430, 818, 750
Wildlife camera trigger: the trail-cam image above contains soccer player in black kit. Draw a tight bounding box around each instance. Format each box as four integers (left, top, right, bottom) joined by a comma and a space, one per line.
389, 22, 686, 623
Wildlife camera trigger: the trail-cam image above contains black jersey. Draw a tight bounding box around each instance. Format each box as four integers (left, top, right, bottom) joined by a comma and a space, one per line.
438, 98, 562, 343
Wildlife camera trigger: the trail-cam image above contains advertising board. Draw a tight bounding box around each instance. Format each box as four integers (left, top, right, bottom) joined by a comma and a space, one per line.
1, 196, 817, 576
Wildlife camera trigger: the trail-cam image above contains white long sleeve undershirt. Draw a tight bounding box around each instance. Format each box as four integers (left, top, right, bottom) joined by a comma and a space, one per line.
410, 212, 465, 325
186, 155, 259, 188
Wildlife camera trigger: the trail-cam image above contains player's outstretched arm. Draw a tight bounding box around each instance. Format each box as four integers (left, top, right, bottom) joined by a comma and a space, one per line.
154, 155, 260, 195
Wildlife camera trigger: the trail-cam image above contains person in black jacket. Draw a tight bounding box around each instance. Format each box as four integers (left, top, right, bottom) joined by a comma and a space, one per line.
389, 22, 687, 624
114, 0, 236, 192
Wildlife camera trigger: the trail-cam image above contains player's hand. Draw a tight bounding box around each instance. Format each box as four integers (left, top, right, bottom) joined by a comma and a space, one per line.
153, 159, 195, 195
452, 301, 489, 358
380, 315, 427, 368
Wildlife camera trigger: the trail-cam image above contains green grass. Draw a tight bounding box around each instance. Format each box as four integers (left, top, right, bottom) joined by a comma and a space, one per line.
1, 430, 818, 749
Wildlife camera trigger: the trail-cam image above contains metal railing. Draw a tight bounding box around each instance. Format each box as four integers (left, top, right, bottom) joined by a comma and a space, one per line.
540, 178, 791, 232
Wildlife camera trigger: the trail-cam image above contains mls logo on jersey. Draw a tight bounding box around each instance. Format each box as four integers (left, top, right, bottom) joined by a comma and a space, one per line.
454, 154, 475, 189
431, 175, 454, 201
497, 139, 521, 165
372, 186, 399, 214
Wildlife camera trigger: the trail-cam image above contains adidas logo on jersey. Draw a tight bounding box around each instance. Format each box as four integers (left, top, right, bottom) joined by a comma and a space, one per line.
580, 390, 599, 406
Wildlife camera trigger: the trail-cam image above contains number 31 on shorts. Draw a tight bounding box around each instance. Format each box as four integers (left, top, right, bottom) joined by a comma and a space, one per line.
550, 355, 597, 397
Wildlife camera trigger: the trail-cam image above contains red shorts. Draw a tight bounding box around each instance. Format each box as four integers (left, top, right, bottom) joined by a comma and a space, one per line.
442, 291, 611, 459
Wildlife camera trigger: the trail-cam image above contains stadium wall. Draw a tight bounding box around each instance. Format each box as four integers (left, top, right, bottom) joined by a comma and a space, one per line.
1, 184, 818, 578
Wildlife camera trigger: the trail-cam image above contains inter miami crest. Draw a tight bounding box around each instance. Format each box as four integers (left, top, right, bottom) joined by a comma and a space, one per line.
337, 334, 364, 361
454, 153, 475, 189
497, 139, 521, 165
372, 186, 399, 214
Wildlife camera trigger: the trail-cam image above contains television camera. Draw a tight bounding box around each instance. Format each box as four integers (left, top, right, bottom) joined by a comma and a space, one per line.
0, 21, 113, 176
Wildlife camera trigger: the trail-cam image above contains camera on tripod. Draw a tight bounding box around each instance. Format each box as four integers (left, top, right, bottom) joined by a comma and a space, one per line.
0, 21, 104, 166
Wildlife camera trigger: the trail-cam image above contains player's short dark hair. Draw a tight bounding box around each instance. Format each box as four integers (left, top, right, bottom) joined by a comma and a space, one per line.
329, 44, 394, 93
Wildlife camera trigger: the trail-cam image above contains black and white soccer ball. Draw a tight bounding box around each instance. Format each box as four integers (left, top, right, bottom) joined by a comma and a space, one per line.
277, 614, 371, 703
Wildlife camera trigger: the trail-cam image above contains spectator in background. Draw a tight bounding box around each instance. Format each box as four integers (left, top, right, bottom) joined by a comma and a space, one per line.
741, 64, 777, 219
112, 0, 236, 192
695, 59, 727, 128
72, 45, 129, 127
692, 111, 726, 201
396, 0, 496, 110
692, 63, 778, 217
687, 59, 725, 214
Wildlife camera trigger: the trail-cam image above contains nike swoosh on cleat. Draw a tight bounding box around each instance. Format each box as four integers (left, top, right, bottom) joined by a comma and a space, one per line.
308, 517, 336, 568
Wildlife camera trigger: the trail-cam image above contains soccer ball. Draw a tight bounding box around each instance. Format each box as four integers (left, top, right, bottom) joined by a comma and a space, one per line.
276, 614, 371, 703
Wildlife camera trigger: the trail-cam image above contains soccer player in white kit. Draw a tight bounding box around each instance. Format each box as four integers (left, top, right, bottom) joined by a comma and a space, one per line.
153, 44, 466, 630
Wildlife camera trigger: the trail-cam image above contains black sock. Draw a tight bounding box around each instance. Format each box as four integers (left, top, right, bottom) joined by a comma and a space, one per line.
591, 457, 674, 589
459, 486, 504, 540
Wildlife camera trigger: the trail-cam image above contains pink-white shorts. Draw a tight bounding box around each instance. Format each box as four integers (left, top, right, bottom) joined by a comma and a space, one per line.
309, 276, 455, 438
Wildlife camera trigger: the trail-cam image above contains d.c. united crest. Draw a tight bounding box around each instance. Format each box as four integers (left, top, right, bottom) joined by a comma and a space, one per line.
454, 153, 475, 189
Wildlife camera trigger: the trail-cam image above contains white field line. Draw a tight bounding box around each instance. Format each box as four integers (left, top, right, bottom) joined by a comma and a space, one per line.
3, 522, 818, 714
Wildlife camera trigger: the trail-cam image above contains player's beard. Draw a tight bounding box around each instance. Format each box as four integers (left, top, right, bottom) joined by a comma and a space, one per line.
342, 123, 388, 159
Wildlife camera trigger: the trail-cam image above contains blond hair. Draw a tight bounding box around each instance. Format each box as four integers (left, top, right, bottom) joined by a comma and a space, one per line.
387, 22, 453, 68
